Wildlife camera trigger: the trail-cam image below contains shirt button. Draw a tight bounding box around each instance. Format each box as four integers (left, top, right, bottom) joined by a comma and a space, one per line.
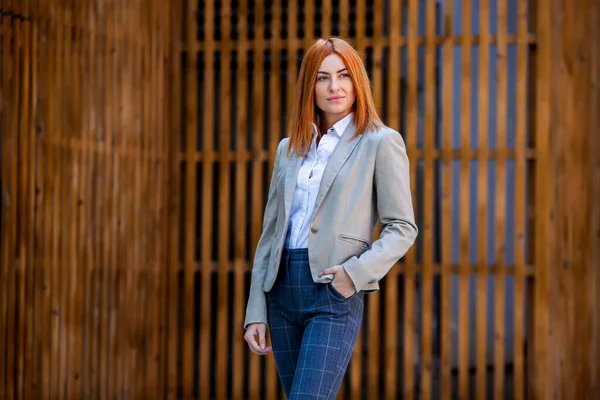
310, 226, 318, 234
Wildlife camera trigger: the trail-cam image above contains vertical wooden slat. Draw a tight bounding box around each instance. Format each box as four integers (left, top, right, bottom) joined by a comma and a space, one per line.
420, 0, 437, 398
150, 0, 166, 395
98, 2, 112, 397
18, 0, 35, 395
199, 0, 214, 396
49, 2, 64, 396
321, 0, 332, 37
79, 5, 95, 396
458, 0, 472, 397
495, 0, 508, 397
440, 1, 454, 398
339, 0, 349, 39
1, 1, 19, 396
59, 5, 73, 397
184, 0, 200, 394
137, 3, 151, 397
66, 1, 84, 398
27, 3, 42, 397
233, 1, 249, 396
39, 3, 55, 395
217, 0, 232, 395
403, 0, 418, 398
232, 0, 249, 398
249, 3, 266, 398
0, 2, 8, 394
118, 3, 132, 396
384, 0, 402, 398
513, 1, 528, 398
16, 0, 32, 396
476, 1, 490, 399
166, 0, 183, 396
84, 5, 99, 397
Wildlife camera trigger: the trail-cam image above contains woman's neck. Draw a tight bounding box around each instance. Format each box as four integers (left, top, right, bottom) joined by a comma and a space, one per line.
318, 111, 351, 136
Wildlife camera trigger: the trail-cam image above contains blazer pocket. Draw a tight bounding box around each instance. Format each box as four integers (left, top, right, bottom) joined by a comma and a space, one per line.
338, 234, 370, 249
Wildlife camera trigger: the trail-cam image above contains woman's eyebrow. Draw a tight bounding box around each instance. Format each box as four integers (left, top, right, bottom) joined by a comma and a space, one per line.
317, 68, 349, 75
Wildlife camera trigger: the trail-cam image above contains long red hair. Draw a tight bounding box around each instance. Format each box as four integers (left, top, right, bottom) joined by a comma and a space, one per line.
287, 37, 383, 157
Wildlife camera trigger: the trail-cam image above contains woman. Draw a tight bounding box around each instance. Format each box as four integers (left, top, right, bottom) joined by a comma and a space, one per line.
243, 37, 418, 399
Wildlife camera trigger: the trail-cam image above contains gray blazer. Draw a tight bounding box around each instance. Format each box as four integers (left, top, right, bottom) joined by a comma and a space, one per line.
244, 122, 418, 328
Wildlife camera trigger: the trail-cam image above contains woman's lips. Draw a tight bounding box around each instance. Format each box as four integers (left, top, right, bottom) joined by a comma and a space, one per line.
328, 96, 345, 101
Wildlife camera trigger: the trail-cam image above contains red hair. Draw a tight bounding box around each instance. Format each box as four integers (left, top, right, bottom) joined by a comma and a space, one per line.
287, 37, 383, 156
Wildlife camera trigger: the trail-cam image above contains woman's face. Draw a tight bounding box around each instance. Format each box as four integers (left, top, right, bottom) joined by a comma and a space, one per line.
314, 54, 355, 121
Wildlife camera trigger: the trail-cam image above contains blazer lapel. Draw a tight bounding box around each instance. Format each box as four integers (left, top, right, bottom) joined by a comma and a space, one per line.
284, 148, 303, 220
313, 123, 362, 214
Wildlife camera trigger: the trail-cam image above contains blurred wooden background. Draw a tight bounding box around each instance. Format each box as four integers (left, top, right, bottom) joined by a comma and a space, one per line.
1, 0, 598, 399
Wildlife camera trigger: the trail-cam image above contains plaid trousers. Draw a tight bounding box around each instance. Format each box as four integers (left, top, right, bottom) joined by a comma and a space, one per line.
266, 248, 364, 399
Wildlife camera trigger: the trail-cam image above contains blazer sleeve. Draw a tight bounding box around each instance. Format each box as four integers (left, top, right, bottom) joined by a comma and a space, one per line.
243, 139, 285, 329
342, 130, 418, 290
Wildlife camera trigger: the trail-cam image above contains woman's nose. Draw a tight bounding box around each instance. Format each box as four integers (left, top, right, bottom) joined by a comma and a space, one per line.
329, 78, 340, 91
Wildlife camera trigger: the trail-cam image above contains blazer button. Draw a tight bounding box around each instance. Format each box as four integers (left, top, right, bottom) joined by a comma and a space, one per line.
310, 226, 318, 234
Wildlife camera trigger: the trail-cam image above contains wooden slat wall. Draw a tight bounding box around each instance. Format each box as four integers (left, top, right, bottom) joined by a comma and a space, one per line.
2, 0, 598, 399
0, 0, 173, 398
178, 1, 536, 399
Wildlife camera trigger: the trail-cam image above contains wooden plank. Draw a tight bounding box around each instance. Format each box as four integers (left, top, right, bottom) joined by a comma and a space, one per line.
420, 0, 437, 398
0, 2, 8, 394
494, 1, 508, 397
99, 2, 114, 397
137, 2, 151, 397
198, 0, 215, 396
339, 0, 349, 38
322, 0, 332, 37
184, 0, 200, 395
15, 0, 29, 396
148, 0, 166, 396
25, 3, 42, 396
403, 0, 419, 398
57, 3, 73, 397
384, 0, 402, 398
440, 1, 454, 398
232, 3, 249, 395
476, 1, 491, 399
1, 3, 19, 396
166, 0, 183, 396
48, 3, 65, 397
77, 5, 95, 396
39, 4, 56, 396
513, 0, 528, 398
217, 0, 232, 395
66, 1, 84, 397
458, 0, 473, 398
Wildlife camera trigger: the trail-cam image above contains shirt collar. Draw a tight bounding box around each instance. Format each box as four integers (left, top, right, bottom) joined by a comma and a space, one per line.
312, 112, 354, 138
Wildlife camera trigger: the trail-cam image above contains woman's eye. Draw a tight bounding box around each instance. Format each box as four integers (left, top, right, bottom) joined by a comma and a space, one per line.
340, 73, 350, 78
317, 76, 328, 81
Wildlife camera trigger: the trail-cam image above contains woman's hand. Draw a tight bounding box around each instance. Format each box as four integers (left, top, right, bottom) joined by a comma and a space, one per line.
319, 265, 357, 298
244, 323, 273, 355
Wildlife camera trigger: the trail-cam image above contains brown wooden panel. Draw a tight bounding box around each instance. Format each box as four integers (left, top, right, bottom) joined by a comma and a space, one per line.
513, 1, 529, 399
440, 2, 454, 399
458, 0, 472, 397
402, 1, 419, 399
495, 1, 508, 397
476, 1, 491, 399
